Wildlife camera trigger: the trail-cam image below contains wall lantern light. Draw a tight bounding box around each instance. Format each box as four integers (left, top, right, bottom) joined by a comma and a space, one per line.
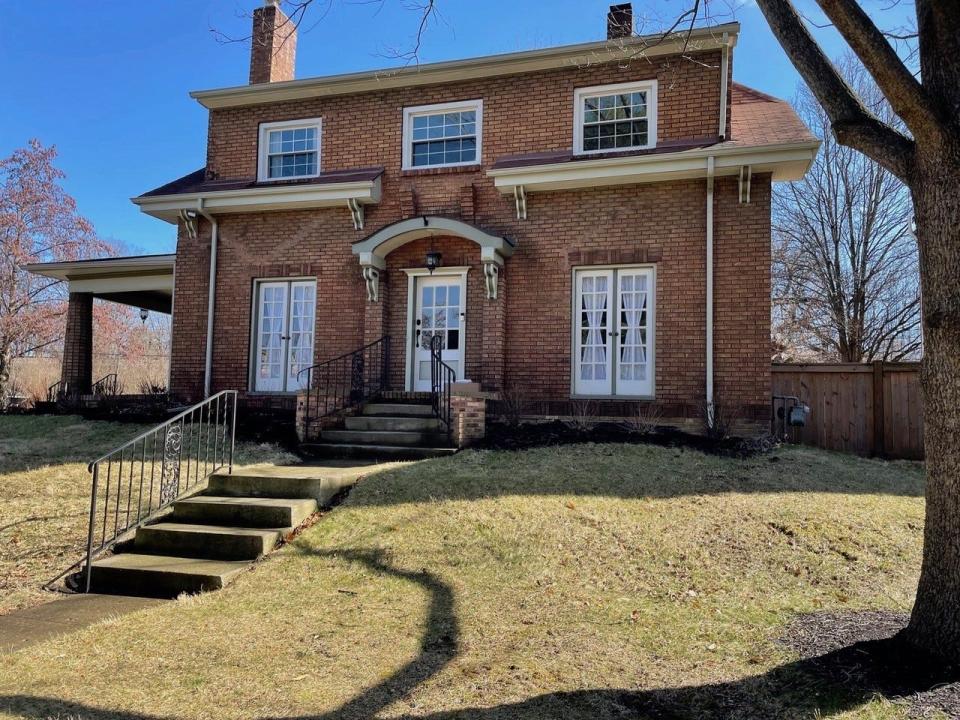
139, 308, 149, 324
425, 251, 442, 274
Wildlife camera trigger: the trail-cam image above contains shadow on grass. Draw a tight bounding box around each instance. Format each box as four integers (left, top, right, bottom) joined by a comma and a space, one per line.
344, 444, 925, 509
2, 547, 953, 720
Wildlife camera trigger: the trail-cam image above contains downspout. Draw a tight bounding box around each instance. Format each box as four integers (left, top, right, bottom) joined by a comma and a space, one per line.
706, 156, 715, 427
718, 32, 730, 140
197, 199, 218, 398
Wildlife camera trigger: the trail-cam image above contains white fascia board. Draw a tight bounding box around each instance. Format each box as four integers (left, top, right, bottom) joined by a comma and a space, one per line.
191, 24, 740, 110
69, 273, 175, 295
24, 255, 176, 281
488, 142, 820, 192
132, 177, 382, 223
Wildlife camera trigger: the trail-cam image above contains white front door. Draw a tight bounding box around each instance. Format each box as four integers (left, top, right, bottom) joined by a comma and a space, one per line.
254, 280, 316, 393
573, 267, 654, 397
412, 274, 464, 391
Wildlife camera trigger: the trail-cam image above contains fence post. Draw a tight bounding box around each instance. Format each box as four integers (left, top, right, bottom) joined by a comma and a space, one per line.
872, 360, 886, 457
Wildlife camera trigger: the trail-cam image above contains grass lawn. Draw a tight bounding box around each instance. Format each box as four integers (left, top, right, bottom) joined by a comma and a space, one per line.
0, 416, 931, 719
0, 414, 298, 615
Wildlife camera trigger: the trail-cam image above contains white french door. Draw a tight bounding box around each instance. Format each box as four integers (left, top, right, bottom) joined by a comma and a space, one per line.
253, 279, 316, 393
573, 267, 654, 397
412, 274, 465, 391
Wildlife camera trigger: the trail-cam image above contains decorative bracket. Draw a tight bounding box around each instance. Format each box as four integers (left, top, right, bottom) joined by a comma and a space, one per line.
481, 248, 505, 300
348, 198, 365, 230
513, 184, 527, 220
738, 165, 752, 204
179, 209, 198, 239
362, 266, 380, 302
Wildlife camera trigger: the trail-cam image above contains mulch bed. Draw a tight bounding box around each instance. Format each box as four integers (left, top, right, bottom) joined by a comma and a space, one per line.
480, 420, 775, 458
779, 610, 960, 718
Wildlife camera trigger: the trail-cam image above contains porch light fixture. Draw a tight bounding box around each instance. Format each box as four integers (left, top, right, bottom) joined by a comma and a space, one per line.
139, 308, 149, 324
425, 251, 442, 274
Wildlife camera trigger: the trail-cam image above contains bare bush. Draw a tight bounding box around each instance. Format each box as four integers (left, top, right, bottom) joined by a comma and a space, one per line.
499, 385, 528, 428
702, 401, 740, 442
565, 400, 598, 433
620, 403, 662, 436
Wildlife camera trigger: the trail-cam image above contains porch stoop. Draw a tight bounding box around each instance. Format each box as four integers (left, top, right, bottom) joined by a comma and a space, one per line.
300, 398, 457, 461
87, 467, 354, 598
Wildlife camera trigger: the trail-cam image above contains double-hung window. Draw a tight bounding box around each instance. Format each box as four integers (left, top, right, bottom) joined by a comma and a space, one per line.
574, 81, 657, 155
258, 118, 322, 181
402, 100, 482, 170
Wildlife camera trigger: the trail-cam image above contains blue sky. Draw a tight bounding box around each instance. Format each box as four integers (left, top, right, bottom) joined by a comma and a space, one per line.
0, 1, 894, 255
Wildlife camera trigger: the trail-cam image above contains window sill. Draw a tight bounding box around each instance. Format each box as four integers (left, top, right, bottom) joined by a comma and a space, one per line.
400, 165, 483, 178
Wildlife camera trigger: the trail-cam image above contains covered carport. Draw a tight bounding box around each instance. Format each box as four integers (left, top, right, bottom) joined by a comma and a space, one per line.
25, 254, 175, 395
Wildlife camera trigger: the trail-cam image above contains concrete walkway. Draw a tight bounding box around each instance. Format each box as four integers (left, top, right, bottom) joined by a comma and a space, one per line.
0, 594, 165, 653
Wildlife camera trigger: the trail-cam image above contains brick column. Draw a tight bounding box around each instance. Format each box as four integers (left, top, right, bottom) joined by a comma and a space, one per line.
480, 264, 506, 391
451, 382, 488, 448
61, 292, 93, 394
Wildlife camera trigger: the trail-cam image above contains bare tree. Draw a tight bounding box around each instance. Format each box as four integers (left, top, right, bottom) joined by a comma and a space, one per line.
772, 56, 920, 363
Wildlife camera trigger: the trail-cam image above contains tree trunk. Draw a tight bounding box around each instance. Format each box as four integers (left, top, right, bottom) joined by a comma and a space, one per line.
904, 145, 960, 663
0, 345, 11, 410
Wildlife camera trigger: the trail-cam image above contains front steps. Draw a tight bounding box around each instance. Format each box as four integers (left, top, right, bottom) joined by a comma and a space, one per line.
302, 398, 456, 460
86, 466, 351, 598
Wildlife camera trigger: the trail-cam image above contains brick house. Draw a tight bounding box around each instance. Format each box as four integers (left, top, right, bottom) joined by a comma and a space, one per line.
30, 2, 817, 450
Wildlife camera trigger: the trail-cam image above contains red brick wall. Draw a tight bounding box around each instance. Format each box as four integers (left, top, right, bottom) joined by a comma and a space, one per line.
168, 49, 772, 420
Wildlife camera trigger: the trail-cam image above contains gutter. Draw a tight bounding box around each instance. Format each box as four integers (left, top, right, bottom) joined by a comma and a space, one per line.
196, 200, 218, 398
718, 32, 730, 140
706, 156, 715, 426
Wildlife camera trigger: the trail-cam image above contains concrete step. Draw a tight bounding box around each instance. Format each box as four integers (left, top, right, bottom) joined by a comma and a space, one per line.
361, 403, 434, 417
207, 472, 351, 505
300, 442, 457, 461
89, 553, 250, 598
344, 415, 440, 432
321, 429, 447, 447
134, 523, 285, 561
170, 496, 317, 528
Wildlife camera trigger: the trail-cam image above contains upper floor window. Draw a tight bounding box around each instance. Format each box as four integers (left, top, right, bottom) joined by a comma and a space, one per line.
402, 100, 482, 170
258, 118, 322, 181
573, 81, 657, 155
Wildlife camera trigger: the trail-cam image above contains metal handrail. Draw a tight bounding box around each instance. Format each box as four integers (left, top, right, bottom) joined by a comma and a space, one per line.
45, 390, 238, 592
429, 334, 454, 443
47, 379, 69, 402
297, 336, 390, 440
92, 373, 119, 396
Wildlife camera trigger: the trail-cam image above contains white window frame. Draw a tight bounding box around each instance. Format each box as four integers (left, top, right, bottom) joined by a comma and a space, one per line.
257, 118, 323, 182
573, 80, 658, 156
570, 264, 656, 399
401, 99, 483, 171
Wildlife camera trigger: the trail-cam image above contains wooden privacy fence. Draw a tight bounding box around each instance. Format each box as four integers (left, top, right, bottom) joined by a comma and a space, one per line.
771, 362, 924, 460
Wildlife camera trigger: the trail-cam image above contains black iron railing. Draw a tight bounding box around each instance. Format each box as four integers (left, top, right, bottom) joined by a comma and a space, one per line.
92, 373, 119, 396
298, 336, 390, 439
430, 334, 454, 443
47, 379, 69, 402
45, 390, 238, 593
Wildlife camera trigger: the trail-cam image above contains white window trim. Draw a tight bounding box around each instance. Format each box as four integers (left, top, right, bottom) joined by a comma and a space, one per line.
257, 118, 323, 182
572, 80, 658, 156
401, 99, 483, 171
569, 264, 657, 399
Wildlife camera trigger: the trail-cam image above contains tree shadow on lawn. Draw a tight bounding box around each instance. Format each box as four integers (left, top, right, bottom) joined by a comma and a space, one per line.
346, 443, 925, 508
2, 547, 954, 720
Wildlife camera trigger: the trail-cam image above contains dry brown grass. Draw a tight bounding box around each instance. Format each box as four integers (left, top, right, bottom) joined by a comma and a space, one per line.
0, 415, 298, 615
8, 355, 170, 403
0, 434, 931, 719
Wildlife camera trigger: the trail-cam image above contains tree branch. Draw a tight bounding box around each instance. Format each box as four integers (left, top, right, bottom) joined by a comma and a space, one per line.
815, 0, 938, 137
755, 0, 916, 183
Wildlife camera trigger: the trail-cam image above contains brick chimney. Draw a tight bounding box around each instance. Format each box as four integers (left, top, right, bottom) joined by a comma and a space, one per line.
249, 0, 297, 84
606, 3, 633, 40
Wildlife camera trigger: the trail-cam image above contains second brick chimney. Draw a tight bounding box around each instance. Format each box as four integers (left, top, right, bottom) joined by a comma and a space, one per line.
249, 0, 297, 84
606, 3, 633, 40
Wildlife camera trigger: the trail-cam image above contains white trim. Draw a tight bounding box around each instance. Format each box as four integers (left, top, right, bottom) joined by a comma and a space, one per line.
25, 254, 175, 281
190, 23, 740, 109
133, 177, 381, 224
489, 140, 821, 192
257, 117, 323, 182
570, 263, 657, 399
401, 99, 483, 171
573, 79, 658, 156
404, 268, 468, 391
